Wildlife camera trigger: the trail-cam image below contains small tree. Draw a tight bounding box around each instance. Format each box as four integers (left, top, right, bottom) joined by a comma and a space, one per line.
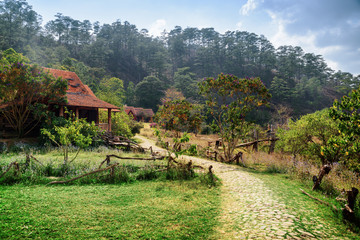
160, 87, 185, 104
277, 109, 339, 163
323, 88, 360, 172
41, 116, 100, 167
199, 73, 271, 162
155, 99, 202, 138
0, 57, 67, 137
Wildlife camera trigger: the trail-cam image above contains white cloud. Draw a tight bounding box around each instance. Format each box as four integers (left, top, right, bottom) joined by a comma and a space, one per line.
148, 19, 167, 37
267, 10, 347, 72
236, 21, 243, 30
325, 59, 340, 71
240, 0, 260, 16
347, 19, 360, 28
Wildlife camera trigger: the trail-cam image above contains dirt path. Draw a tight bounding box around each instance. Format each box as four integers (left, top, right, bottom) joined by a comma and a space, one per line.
135, 135, 352, 239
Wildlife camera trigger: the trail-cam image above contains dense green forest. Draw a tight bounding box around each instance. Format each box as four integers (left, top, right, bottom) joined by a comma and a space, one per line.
1, 0, 359, 122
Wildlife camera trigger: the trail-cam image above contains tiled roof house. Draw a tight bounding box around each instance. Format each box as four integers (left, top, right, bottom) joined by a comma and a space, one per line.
124, 106, 154, 122
0, 68, 119, 137
44, 68, 119, 131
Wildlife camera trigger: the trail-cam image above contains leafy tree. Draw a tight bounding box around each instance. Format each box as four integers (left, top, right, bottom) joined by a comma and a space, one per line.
135, 76, 165, 111
155, 99, 202, 137
199, 73, 271, 162
124, 81, 136, 106
323, 88, 360, 172
173, 67, 199, 100
329, 70, 360, 95
45, 13, 93, 48
276, 45, 304, 80
160, 87, 185, 104
41, 116, 100, 167
0, 47, 29, 65
0, 0, 41, 50
277, 109, 339, 163
270, 77, 292, 103
96, 77, 125, 107
0, 50, 67, 137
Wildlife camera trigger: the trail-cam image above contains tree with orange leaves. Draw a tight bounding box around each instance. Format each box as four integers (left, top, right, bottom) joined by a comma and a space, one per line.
155, 99, 202, 138
199, 73, 271, 162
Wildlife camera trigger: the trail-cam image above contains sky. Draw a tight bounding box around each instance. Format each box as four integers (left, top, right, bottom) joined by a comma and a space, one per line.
26, 0, 360, 75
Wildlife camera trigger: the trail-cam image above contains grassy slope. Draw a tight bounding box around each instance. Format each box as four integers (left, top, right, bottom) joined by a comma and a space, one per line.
0, 181, 220, 239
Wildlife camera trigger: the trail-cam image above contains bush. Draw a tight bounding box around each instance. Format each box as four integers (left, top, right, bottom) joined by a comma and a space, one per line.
0, 142, 7, 153
186, 144, 198, 156
166, 163, 195, 181
109, 166, 133, 183
100, 110, 143, 138
136, 167, 158, 180
199, 171, 220, 188
265, 164, 287, 174
200, 124, 212, 135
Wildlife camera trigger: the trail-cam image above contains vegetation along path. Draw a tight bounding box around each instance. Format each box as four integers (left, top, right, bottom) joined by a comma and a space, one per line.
136, 135, 357, 239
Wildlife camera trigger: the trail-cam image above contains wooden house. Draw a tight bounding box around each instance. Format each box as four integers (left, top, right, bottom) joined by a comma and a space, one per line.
44, 68, 119, 131
0, 68, 119, 138
124, 106, 154, 122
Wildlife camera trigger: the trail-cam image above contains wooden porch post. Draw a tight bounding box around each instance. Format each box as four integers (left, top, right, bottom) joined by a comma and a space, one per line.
59, 106, 64, 117
75, 107, 79, 119
95, 108, 99, 125
108, 108, 112, 132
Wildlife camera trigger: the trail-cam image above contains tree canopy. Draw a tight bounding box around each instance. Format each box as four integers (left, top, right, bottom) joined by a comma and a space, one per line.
0, 0, 358, 121
323, 88, 360, 171
135, 76, 164, 111
199, 73, 271, 161
0, 49, 67, 137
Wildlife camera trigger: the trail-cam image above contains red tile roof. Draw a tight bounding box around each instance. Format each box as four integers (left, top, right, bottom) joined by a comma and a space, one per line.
44, 68, 119, 109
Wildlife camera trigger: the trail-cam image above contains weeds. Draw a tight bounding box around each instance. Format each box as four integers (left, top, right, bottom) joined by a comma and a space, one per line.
0, 150, 215, 188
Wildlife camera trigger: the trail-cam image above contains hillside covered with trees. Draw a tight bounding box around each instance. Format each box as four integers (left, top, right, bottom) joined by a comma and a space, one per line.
1, 0, 359, 121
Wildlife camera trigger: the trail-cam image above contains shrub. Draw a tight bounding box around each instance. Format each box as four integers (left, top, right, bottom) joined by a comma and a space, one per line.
0, 142, 7, 153
265, 164, 287, 174
199, 171, 220, 188
166, 162, 195, 181
136, 167, 158, 180
41, 116, 101, 167
186, 144, 198, 156
99, 110, 142, 138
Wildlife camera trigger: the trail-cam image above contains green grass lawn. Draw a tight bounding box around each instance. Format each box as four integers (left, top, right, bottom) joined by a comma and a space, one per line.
0, 181, 220, 239
0, 148, 220, 239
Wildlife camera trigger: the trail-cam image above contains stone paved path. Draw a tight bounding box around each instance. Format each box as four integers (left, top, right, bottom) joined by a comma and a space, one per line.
135, 135, 354, 239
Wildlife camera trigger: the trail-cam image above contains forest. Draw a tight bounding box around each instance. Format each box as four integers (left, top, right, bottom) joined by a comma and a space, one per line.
1, 0, 359, 123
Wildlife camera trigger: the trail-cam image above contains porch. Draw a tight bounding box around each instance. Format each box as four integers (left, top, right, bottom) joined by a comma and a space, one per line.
59, 105, 114, 132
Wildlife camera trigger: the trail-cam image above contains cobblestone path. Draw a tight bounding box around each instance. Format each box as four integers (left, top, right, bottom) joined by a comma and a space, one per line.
136, 135, 354, 239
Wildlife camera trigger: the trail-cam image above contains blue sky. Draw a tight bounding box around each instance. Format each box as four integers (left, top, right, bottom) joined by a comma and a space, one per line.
26, 0, 360, 75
